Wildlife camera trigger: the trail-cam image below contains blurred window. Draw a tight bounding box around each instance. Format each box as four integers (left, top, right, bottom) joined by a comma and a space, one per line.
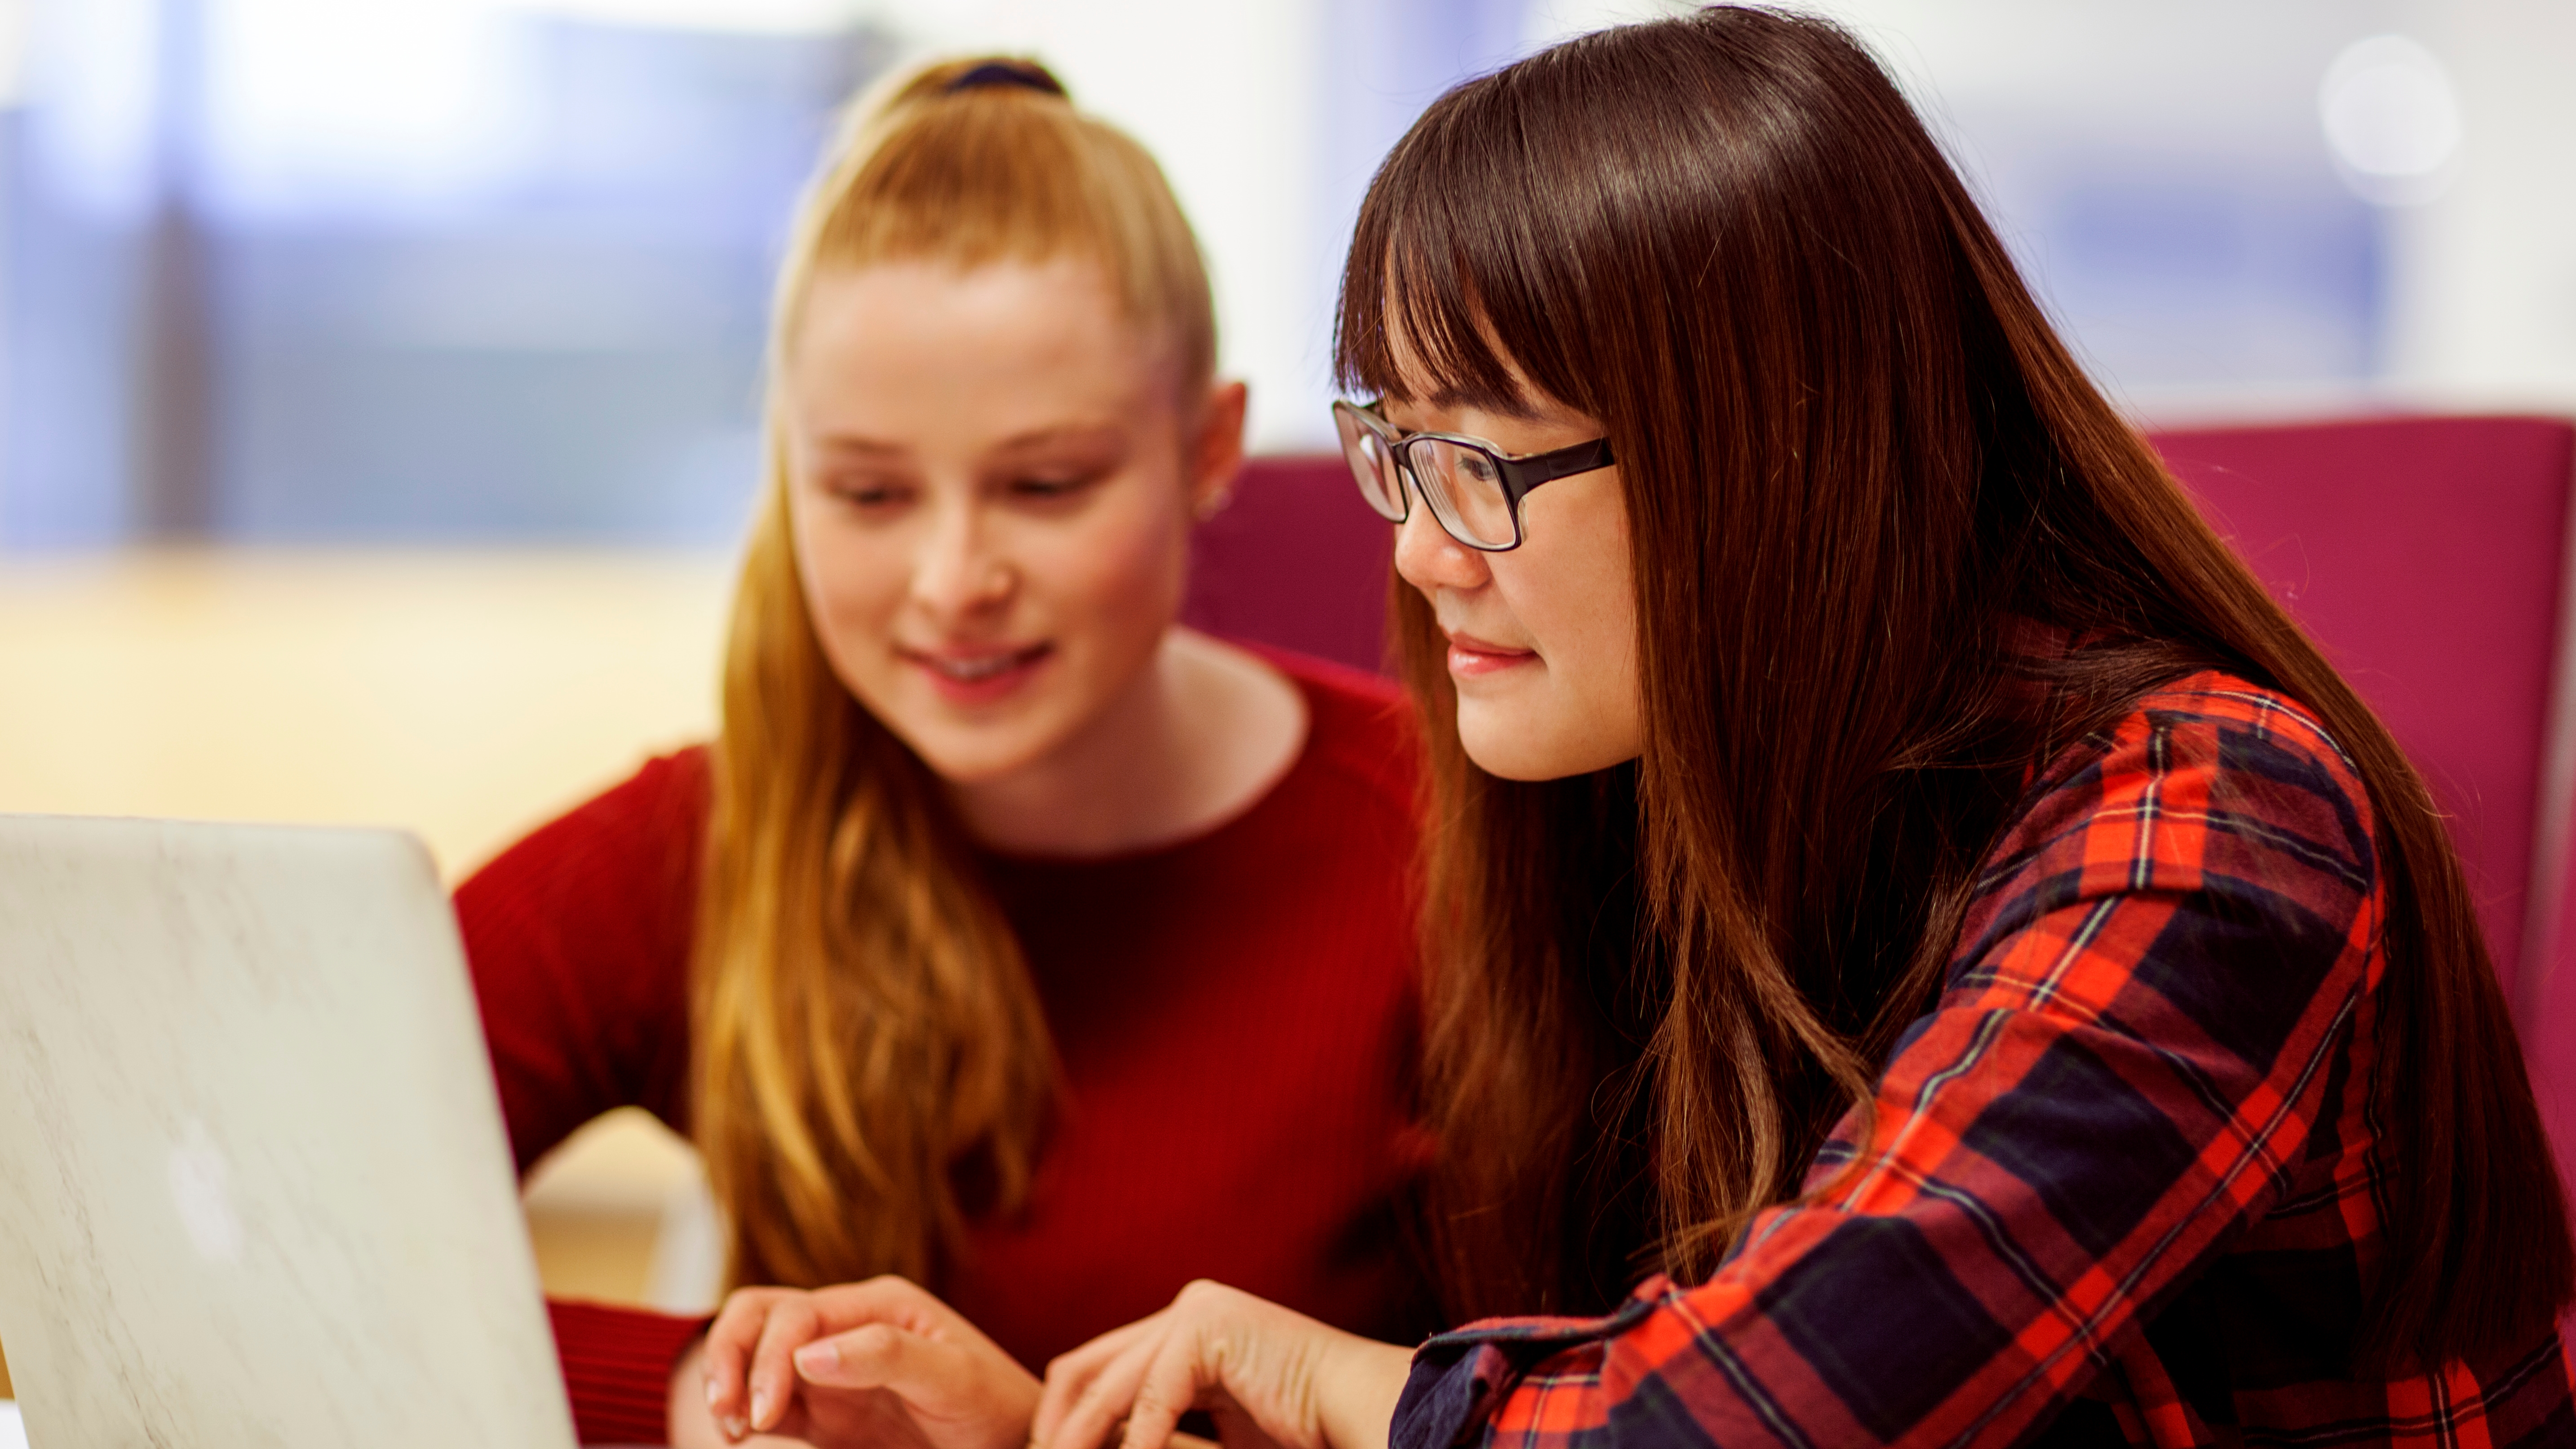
5, 0, 880, 546
0, 0, 2417, 550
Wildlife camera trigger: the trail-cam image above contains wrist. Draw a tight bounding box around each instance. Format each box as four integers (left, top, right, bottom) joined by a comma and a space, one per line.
666, 1337, 722, 1448
1314, 1334, 1414, 1449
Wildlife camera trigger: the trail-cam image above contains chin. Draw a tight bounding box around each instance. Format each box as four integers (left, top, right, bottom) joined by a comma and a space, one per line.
894, 724, 1055, 786
910, 747, 1016, 786
864, 690, 1058, 786
1457, 708, 1638, 783
1457, 725, 1576, 782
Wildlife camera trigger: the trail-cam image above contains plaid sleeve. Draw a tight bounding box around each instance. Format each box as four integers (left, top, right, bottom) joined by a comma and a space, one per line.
1394, 682, 2384, 1449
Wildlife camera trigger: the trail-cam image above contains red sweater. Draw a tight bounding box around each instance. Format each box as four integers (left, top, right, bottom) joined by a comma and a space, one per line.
456, 652, 1435, 1444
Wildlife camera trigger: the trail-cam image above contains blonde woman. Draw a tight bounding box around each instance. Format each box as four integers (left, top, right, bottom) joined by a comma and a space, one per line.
457, 58, 1432, 1445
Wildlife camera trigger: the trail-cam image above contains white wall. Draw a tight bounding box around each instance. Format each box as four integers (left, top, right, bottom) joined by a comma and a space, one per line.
2387, 0, 2576, 413
859, 0, 1331, 451
1759, 0, 2576, 422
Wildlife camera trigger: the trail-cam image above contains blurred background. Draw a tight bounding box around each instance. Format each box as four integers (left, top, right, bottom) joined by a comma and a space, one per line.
1, 0, 2572, 1386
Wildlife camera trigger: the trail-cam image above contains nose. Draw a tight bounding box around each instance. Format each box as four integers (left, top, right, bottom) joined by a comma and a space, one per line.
910, 495, 1015, 623
1392, 491, 1491, 596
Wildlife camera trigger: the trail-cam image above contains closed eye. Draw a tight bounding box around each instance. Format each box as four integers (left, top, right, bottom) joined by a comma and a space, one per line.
1004, 474, 1101, 503
828, 477, 916, 510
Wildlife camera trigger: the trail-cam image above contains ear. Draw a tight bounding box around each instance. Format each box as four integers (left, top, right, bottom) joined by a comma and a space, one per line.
1187, 379, 1250, 521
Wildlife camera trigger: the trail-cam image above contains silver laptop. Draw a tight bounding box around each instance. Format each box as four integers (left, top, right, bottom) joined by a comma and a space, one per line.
0, 816, 578, 1448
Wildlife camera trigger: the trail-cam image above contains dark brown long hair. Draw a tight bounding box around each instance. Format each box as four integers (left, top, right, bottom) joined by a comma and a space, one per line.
1339, 6, 2571, 1367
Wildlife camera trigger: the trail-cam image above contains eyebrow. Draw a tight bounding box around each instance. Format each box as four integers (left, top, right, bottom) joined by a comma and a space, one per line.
987, 423, 1123, 454
810, 433, 906, 457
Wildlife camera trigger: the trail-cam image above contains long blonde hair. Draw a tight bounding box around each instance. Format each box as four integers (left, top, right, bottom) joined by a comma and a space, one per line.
693, 57, 1218, 1289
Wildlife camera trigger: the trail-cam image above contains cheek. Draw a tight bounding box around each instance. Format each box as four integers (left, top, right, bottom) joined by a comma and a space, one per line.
1484, 503, 1642, 770
1031, 484, 1193, 650
1549, 489, 1641, 716
787, 499, 908, 680
1513, 576, 1633, 689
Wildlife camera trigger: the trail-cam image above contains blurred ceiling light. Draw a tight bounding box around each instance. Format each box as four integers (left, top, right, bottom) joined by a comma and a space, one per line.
504, 0, 870, 32
2318, 34, 2462, 207
200, 0, 529, 219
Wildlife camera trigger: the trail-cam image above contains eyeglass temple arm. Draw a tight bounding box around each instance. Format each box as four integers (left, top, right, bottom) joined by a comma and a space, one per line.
1503, 435, 1616, 493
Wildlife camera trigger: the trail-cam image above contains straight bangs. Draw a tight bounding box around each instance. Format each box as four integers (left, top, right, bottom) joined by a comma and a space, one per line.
1335, 56, 1611, 420
1335, 187, 1525, 415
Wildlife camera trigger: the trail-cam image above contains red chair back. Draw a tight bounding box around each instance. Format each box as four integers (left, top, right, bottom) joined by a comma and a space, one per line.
2154, 417, 2576, 1007
1183, 455, 1394, 676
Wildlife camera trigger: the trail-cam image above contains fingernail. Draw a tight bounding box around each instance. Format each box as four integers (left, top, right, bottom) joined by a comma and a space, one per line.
750, 1389, 773, 1428
705, 1375, 722, 1408
795, 1341, 840, 1376
721, 1414, 748, 1441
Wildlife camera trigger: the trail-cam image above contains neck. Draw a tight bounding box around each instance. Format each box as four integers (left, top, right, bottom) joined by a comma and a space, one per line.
947, 627, 1306, 857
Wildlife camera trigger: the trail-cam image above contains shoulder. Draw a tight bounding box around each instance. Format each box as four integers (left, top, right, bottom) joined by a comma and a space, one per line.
1253, 643, 1408, 716
1259, 647, 1422, 804
1962, 672, 2381, 962
452, 746, 711, 1157
2125, 673, 2364, 793
2023, 671, 2370, 869
557, 744, 712, 828
455, 745, 713, 922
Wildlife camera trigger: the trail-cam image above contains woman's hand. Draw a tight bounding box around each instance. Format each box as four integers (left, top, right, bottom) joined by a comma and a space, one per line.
1033, 1281, 1415, 1449
681, 1276, 1042, 1449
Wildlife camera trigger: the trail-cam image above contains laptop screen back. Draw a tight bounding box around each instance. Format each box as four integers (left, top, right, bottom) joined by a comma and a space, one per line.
0, 817, 575, 1449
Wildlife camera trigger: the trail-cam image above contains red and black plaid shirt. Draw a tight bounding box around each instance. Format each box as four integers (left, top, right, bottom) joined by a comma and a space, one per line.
1394, 675, 2573, 1449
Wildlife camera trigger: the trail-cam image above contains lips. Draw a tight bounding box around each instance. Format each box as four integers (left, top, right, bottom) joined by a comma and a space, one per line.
901, 641, 1055, 703
1443, 630, 1538, 679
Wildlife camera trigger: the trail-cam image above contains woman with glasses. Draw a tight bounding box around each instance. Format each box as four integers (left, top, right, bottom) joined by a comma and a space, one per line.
728, 9, 2575, 1449
456, 56, 1437, 1447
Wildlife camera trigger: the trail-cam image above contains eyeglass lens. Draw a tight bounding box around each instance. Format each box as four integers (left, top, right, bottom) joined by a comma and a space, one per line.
1334, 406, 1408, 523
1335, 406, 1519, 549
1405, 437, 1516, 548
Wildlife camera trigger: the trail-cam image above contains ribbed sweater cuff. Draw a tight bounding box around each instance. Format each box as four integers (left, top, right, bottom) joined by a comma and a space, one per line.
548, 1297, 711, 1446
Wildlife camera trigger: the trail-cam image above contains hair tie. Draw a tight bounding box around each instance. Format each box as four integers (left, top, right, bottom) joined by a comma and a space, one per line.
945, 62, 1066, 98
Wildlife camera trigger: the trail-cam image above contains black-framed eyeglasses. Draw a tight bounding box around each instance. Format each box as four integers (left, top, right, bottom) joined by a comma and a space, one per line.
1330, 399, 1615, 552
